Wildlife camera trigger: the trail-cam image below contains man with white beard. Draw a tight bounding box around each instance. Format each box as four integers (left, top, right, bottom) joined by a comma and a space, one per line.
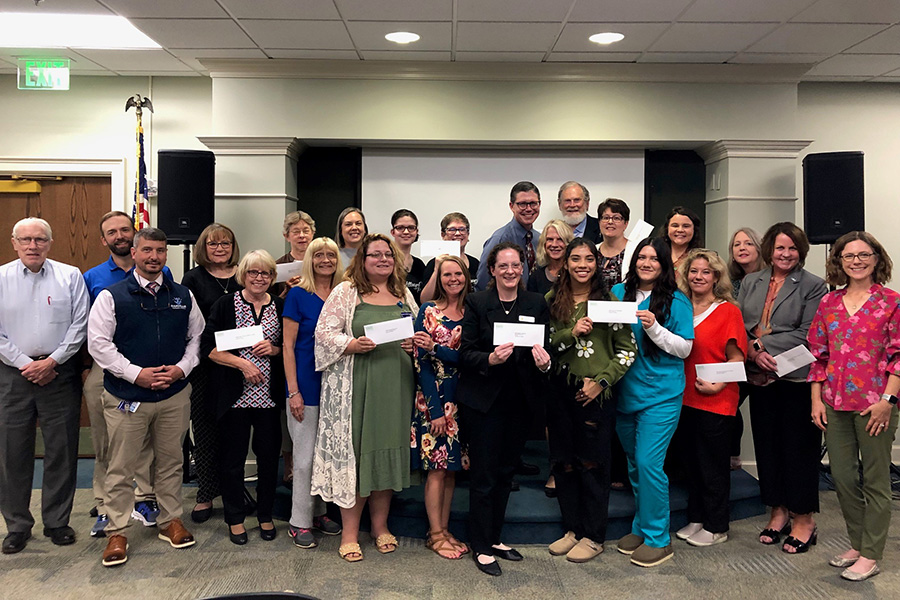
557, 181, 601, 244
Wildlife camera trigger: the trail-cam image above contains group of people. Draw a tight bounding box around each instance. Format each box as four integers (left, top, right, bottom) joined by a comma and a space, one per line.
0, 179, 897, 584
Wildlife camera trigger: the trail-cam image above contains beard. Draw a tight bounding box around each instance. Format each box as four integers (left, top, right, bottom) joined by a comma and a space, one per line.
109, 242, 132, 257
562, 211, 586, 227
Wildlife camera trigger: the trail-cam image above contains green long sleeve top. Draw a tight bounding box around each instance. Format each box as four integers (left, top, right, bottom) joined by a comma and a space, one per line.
547, 291, 638, 401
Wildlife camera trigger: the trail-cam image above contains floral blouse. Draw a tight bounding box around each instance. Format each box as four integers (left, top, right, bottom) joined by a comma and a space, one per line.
807, 284, 900, 411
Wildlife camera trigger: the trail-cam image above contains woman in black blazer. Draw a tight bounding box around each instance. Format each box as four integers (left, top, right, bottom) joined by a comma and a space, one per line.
457, 241, 551, 576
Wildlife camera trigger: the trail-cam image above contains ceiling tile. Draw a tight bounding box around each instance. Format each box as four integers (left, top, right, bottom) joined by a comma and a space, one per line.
73, 49, 194, 71
0, 48, 110, 71
568, 0, 693, 22
746, 23, 886, 53
218, 0, 340, 20
169, 48, 269, 71
844, 24, 900, 53
102, 0, 228, 18
456, 22, 561, 52
554, 22, 669, 53
456, 0, 570, 22
638, 52, 735, 63
334, 0, 452, 21
650, 23, 780, 52
729, 52, 828, 63
546, 52, 640, 63
806, 53, 900, 76
266, 49, 361, 59
130, 19, 256, 49
360, 50, 450, 60
346, 21, 451, 51
116, 70, 201, 76
791, 0, 900, 24
456, 51, 546, 61
0, 0, 112, 14
241, 20, 354, 50
678, 0, 817, 23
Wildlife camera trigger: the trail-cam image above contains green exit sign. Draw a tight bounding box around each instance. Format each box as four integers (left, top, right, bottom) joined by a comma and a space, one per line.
17, 58, 70, 90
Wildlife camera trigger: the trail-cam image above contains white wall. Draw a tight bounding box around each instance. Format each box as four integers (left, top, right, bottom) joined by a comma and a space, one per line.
361, 149, 645, 257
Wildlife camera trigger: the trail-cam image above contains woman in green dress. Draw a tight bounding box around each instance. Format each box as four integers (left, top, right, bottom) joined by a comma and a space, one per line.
312, 233, 418, 562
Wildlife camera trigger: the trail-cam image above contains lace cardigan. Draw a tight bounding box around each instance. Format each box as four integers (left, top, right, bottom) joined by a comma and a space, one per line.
311, 280, 418, 508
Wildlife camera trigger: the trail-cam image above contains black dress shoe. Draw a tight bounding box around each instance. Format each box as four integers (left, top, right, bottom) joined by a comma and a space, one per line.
516, 461, 540, 476
43, 526, 76, 546
89, 506, 99, 518
474, 553, 502, 576
229, 528, 248, 545
259, 524, 277, 541
492, 547, 523, 561
510, 479, 520, 492
191, 506, 212, 523
2, 532, 31, 554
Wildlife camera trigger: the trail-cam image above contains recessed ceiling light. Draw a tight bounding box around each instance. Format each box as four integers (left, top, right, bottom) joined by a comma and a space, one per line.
0, 13, 160, 49
589, 32, 625, 45
385, 31, 420, 44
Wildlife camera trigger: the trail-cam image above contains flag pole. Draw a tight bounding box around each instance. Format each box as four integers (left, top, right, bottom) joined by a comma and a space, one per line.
125, 93, 154, 230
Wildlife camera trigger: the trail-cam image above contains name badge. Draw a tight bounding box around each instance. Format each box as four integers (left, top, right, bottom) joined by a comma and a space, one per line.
519, 315, 535, 323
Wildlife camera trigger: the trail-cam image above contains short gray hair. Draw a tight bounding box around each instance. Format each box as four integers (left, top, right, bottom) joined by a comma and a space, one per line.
12, 217, 52, 240
557, 181, 590, 205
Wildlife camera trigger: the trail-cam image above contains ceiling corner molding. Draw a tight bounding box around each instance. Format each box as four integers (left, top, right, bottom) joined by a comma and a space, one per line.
197, 136, 305, 160
199, 59, 811, 84
696, 139, 813, 164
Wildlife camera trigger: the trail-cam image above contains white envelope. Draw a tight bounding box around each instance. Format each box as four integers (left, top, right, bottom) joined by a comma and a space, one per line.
696, 362, 747, 383
364, 316, 415, 345
774, 345, 816, 377
587, 300, 639, 324
625, 219, 655, 243
275, 261, 303, 283
420, 240, 461, 258
215, 325, 264, 352
493, 322, 545, 347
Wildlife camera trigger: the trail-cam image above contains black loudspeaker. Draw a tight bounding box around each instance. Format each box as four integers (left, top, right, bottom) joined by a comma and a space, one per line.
803, 151, 864, 245
157, 149, 215, 244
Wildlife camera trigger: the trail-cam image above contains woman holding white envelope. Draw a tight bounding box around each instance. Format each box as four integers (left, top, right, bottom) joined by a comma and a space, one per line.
676, 249, 747, 548
738, 222, 826, 554
200, 250, 284, 545
312, 233, 418, 562
457, 241, 551, 577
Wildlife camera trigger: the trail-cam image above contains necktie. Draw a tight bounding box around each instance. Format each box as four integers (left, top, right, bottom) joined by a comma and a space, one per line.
524, 230, 535, 273
147, 281, 159, 296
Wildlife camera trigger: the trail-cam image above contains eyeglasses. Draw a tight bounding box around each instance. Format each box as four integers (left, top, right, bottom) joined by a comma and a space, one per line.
366, 252, 394, 260
513, 201, 541, 210
206, 241, 233, 249
444, 227, 469, 234
246, 270, 273, 280
15, 236, 50, 246
600, 215, 625, 223
494, 262, 523, 272
392, 225, 418, 233
840, 252, 876, 262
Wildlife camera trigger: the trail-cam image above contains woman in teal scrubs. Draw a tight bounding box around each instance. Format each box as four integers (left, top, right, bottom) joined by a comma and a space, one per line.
611, 237, 694, 568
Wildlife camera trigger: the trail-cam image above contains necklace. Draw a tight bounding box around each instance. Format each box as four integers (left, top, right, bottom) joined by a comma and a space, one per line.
213, 274, 231, 294
499, 297, 517, 315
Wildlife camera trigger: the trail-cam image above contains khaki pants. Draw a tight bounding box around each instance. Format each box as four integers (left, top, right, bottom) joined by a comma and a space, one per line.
825, 404, 899, 560
103, 385, 191, 535
83, 362, 156, 510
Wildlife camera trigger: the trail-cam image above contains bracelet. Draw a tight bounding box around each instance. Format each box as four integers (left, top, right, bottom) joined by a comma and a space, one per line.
287, 391, 299, 399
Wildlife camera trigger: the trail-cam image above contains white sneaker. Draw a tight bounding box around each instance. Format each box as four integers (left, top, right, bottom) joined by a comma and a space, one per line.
686, 529, 728, 547
675, 522, 703, 540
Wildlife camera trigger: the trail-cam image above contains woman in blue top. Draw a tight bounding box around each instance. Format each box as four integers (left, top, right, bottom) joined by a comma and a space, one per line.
411, 254, 471, 560
611, 237, 694, 568
283, 237, 345, 549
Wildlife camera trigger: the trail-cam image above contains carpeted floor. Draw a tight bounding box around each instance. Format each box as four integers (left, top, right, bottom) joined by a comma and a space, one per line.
1, 486, 898, 600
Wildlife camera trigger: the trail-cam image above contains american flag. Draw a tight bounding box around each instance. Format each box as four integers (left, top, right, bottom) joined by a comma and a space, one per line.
131, 120, 150, 230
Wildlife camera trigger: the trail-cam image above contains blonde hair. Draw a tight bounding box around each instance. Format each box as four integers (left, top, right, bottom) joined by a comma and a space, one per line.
432, 254, 471, 312
236, 249, 277, 286
298, 237, 344, 294
536, 219, 574, 267
679, 248, 736, 305
345, 234, 407, 299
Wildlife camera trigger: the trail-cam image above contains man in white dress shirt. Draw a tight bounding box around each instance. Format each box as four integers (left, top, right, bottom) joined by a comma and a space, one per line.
0, 218, 89, 554
88, 227, 204, 566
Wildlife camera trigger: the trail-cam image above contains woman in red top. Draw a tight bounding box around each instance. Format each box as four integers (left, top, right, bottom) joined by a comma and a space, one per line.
676, 249, 747, 547
808, 231, 900, 582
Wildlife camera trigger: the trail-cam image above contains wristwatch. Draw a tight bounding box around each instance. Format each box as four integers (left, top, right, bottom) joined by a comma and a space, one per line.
752, 339, 764, 353
881, 393, 899, 406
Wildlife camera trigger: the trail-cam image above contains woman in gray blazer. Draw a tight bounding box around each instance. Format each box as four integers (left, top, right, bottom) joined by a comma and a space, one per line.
737, 222, 826, 555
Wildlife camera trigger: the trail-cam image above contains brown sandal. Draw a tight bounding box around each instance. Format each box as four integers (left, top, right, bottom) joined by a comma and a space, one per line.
426, 531, 462, 560
443, 529, 469, 555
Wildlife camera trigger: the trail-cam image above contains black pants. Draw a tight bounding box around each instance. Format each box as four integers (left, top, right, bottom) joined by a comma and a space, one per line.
547, 376, 614, 542
681, 406, 733, 533
217, 407, 282, 526
462, 391, 528, 556
749, 380, 821, 514
189, 364, 220, 504
730, 383, 750, 457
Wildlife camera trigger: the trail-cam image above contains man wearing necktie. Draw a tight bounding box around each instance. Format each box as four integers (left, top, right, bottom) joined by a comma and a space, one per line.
88, 227, 205, 567
476, 181, 542, 290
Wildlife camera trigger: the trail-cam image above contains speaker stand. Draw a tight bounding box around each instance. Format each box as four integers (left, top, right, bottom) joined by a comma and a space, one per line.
183, 243, 192, 276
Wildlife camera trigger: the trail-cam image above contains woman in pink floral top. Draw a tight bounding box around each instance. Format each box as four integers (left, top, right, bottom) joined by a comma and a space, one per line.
808, 231, 900, 582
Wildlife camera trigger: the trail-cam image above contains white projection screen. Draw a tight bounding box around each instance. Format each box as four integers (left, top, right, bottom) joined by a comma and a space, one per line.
361, 149, 646, 260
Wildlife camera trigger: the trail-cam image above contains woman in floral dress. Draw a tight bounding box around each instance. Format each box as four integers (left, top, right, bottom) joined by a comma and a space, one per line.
411, 255, 470, 559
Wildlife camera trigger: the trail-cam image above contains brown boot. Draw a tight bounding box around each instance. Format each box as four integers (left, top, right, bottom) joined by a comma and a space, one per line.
102, 535, 128, 567
158, 518, 196, 548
